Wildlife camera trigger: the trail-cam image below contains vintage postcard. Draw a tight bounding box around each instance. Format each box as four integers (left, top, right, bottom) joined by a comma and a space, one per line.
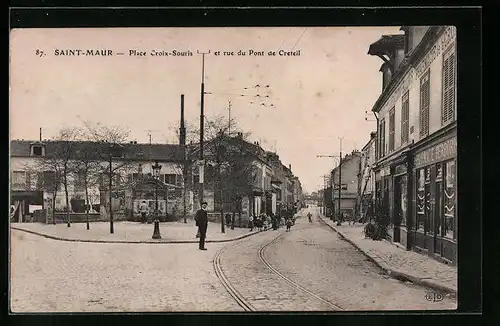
9, 26, 457, 312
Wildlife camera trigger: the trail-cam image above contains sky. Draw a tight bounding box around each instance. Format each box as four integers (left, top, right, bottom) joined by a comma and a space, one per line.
10, 26, 402, 194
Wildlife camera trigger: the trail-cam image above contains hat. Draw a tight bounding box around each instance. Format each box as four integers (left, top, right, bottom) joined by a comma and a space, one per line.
201, 201, 208, 205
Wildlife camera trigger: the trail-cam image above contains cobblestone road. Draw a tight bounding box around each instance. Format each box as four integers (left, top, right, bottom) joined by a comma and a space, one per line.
10, 229, 241, 312
260, 213, 457, 310
10, 208, 457, 312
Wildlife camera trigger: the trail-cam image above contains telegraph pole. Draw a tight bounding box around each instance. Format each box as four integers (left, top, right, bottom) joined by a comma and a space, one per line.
198, 50, 210, 206
337, 137, 343, 226
228, 100, 232, 136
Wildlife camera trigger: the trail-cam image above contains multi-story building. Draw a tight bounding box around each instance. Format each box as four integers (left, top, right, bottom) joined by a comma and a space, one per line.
330, 151, 362, 219
358, 132, 377, 221
368, 26, 457, 264
10, 139, 185, 223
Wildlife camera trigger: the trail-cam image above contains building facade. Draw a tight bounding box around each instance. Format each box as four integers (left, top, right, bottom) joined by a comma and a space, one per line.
358, 132, 377, 221
10, 140, 185, 223
368, 26, 457, 264
330, 151, 362, 219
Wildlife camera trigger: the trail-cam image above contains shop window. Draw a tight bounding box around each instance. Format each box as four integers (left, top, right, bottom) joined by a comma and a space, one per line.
424, 167, 432, 235
435, 163, 444, 237
419, 70, 430, 138
401, 91, 410, 144
400, 175, 408, 226
444, 160, 456, 239
416, 168, 425, 231
442, 44, 456, 125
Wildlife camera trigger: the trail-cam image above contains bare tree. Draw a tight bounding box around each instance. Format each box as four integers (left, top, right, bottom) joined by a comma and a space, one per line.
37, 128, 82, 227
197, 114, 255, 233
26, 155, 63, 224
82, 121, 134, 234
71, 133, 102, 230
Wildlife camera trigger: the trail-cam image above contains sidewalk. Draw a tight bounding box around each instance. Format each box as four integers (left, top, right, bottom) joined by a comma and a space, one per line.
10, 221, 262, 244
317, 213, 457, 295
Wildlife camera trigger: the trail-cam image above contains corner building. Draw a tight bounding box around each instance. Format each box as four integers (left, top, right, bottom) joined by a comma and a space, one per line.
368, 26, 457, 265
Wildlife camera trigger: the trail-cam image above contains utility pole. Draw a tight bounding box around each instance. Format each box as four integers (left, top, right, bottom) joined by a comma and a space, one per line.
337, 137, 343, 226
109, 150, 114, 234
228, 100, 232, 136
197, 50, 210, 207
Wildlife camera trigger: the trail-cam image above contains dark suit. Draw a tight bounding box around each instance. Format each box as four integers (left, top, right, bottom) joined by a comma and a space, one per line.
195, 209, 208, 249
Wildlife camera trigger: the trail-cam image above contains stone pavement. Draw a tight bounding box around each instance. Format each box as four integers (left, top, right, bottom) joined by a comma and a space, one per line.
316, 211, 457, 295
10, 229, 241, 312
11, 221, 261, 244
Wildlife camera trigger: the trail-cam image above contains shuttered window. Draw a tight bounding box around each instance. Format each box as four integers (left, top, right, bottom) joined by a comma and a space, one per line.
442, 45, 456, 125
379, 118, 386, 157
401, 91, 410, 144
389, 107, 395, 152
419, 70, 430, 137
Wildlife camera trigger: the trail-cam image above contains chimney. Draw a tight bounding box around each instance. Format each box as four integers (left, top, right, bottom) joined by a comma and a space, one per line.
179, 94, 186, 147
39, 127, 42, 142
289, 164, 291, 171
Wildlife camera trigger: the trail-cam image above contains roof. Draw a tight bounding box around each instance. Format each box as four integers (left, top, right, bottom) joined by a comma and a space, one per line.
367, 34, 405, 56
10, 140, 184, 162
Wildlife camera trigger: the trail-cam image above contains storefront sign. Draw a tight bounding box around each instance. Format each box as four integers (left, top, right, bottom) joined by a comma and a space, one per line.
394, 164, 407, 176
380, 166, 390, 177
414, 137, 457, 169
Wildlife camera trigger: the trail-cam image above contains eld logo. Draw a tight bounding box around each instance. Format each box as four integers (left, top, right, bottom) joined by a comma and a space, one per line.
425, 292, 444, 302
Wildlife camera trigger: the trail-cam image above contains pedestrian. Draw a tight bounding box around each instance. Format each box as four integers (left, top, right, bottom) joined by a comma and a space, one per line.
139, 200, 148, 223
255, 215, 262, 231
307, 211, 313, 223
195, 201, 209, 251
248, 214, 254, 231
286, 218, 292, 232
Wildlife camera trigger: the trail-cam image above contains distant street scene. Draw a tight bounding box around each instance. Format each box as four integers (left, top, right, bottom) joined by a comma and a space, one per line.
10, 26, 457, 312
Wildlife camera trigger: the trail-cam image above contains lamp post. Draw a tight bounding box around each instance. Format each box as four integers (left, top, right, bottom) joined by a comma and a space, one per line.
152, 160, 162, 239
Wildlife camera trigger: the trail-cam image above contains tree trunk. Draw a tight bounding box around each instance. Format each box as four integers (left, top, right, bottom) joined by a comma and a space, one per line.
85, 176, 90, 230
52, 188, 57, 224
64, 171, 70, 227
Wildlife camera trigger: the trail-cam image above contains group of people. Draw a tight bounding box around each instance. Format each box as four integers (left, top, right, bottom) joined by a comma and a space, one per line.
193, 201, 314, 251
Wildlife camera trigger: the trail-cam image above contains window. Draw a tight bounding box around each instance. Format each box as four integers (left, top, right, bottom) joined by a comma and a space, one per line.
12, 171, 26, 189
442, 45, 456, 125
165, 174, 176, 185
43, 171, 56, 189
401, 91, 410, 144
379, 119, 386, 157
419, 70, 430, 137
389, 107, 395, 152
74, 171, 86, 191
33, 146, 43, 156
193, 175, 200, 184
416, 168, 425, 231
444, 160, 456, 240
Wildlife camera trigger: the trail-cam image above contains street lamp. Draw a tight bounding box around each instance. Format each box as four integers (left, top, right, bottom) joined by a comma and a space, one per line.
152, 160, 162, 239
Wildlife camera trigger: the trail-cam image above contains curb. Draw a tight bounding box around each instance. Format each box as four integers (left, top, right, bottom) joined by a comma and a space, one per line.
316, 214, 457, 296
11, 226, 264, 245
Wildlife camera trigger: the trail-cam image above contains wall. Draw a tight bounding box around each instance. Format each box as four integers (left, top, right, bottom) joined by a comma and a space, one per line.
331, 154, 361, 196
376, 26, 457, 160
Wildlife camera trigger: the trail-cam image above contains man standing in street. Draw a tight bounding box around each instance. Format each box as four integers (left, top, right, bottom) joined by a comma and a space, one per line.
139, 200, 148, 224
195, 201, 209, 250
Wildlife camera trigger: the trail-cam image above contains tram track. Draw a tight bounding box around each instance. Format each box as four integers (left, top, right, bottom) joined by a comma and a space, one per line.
213, 220, 344, 311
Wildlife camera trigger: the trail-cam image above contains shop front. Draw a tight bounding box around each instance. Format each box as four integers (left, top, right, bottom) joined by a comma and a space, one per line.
374, 165, 391, 227
411, 134, 457, 264
391, 162, 409, 247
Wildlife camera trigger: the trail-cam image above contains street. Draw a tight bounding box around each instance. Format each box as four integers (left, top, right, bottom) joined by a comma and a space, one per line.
10, 207, 456, 312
